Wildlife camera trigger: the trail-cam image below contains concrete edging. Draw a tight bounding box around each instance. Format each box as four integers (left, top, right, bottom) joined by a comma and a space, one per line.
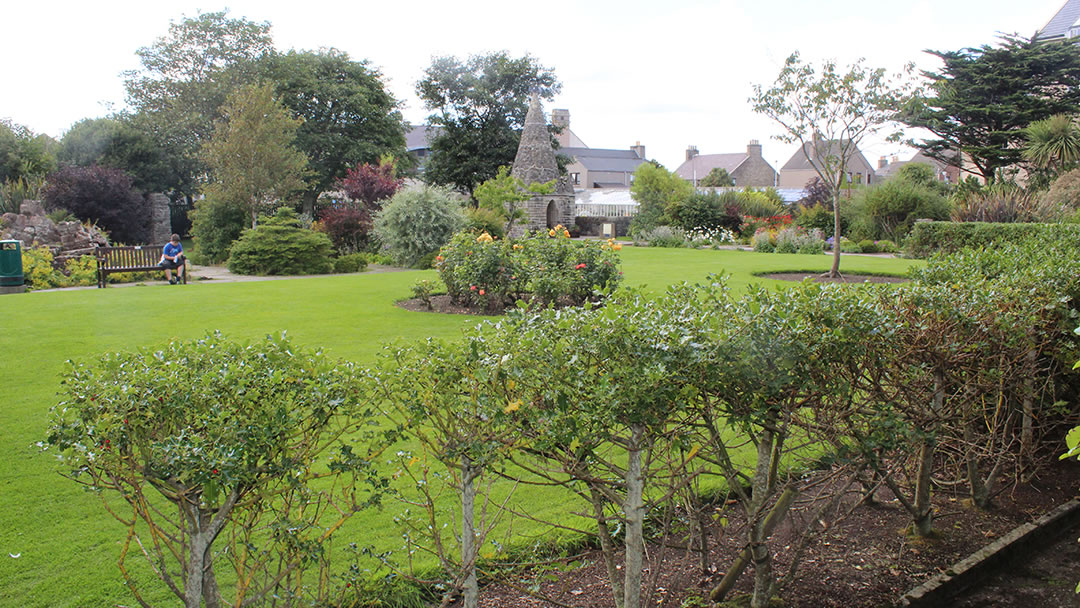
898, 497, 1080, 607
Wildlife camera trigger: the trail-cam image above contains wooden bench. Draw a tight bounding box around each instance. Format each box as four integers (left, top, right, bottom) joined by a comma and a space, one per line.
95, 245, 187, 288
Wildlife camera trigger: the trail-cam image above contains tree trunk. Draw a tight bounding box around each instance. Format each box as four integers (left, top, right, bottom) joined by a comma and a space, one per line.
964, 417, 990, 509
302, 190, 317, 218
588, 486, 624, 608
709, 486, 798, 603
203, 557, 223, 608
461, 456, 480, 608
1021, 348, 1036, 461
829, 192, 841, 277
913, 371, 944, 537
749, 421, 779, 608
623, 424, 646, 608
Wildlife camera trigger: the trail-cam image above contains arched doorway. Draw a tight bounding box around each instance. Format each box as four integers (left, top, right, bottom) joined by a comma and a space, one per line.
546, 200, 559, 228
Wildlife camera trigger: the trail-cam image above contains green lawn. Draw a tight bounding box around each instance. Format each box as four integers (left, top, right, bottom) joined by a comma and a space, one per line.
0, 248, 917, 607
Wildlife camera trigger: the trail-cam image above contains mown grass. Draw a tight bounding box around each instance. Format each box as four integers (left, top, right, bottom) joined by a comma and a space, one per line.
0, 248, 917, 607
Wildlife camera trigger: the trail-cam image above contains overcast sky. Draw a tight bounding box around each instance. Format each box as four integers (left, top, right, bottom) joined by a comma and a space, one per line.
1, 0, 1066, 172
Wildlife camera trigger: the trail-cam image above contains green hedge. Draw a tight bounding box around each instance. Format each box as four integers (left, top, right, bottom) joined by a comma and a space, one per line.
903, 221, 1080, 258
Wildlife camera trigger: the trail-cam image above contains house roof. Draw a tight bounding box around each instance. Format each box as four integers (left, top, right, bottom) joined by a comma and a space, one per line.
781, 140, 871, 172
405, 125, 442, 151
875, 150, 955, 180
559, 147, 646, 173
1037, 0, 1080, 41
674, 153, 748, 181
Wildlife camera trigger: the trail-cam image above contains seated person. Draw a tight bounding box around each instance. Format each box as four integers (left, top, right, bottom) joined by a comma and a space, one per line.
159, 234, 186, 284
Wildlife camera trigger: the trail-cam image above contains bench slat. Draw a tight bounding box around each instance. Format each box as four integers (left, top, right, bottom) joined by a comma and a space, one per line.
96, 245, 186, 288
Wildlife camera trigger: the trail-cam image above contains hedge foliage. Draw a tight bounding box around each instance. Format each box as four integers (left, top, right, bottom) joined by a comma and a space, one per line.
903, 220, 1080, 258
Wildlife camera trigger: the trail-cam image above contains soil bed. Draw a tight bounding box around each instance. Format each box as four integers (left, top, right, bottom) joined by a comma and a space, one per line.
463, 459, 1080, 608
765, 272, 908, 284
397, 294, 497, 316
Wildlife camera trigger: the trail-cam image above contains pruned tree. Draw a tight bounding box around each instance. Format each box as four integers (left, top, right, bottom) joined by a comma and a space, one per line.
45, 332, 386, 608
472, 165, 554, 234
751, 52, 913, 277
698, 166, 734, 187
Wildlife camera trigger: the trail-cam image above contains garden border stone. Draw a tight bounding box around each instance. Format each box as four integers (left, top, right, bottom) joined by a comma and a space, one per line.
898, 497, 1080, 607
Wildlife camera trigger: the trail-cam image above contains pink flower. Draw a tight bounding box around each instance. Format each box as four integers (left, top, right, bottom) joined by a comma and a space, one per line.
479, 289, 486, 295
470, 285, 477, 291
575, 263, 586, 270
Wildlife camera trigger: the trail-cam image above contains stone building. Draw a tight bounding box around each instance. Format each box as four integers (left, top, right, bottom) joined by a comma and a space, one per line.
778, 139, 876, 189
550, 108, 648, 189
675, 141, 778, 188
510, 92, 575, 233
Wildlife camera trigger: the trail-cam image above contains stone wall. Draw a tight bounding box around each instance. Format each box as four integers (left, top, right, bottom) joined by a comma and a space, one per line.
574, 215, 632, 237
733, 156, 779, 188
0, 200, 109, 266
147, 193, 172, 245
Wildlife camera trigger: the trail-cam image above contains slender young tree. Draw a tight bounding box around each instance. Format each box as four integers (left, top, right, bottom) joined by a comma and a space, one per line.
201, 83, 309, 228
751, 52, 913, 277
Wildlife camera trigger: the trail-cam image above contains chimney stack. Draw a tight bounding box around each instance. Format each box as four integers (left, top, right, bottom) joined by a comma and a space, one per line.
552, 109, 570, 147
747, 139, 762, 158
630, 141, 645, 159
686, 145, 699, 162
878, 156, 888, 169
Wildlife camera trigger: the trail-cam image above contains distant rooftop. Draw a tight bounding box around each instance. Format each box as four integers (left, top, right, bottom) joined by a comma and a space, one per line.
1036, 0, 1080, 41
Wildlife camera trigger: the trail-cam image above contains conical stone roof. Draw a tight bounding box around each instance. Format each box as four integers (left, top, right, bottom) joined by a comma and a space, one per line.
511, 92, 574, 195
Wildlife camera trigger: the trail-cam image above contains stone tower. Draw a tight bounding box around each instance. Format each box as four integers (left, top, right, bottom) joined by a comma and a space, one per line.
510, 92, 575, 235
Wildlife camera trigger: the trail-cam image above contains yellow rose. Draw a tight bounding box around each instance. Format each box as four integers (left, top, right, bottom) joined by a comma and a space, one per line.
504, 400, 522, 414
613, 244, 622, 251
548, 229, 556, 237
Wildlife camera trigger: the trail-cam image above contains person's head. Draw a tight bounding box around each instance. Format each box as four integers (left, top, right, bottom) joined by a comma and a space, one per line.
170, 234, 180, 244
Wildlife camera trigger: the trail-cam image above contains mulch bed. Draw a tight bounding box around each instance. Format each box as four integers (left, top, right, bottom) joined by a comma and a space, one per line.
396, 294, 498, 316
765, 272, 909, 284
465, 459, 1080, 608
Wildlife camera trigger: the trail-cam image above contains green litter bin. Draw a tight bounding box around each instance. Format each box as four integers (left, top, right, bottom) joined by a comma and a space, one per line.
0, 240, 24, 286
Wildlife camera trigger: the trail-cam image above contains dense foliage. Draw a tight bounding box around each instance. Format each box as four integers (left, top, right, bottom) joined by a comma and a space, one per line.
436, 228, 622, 310
903, 220, 1080, 257
372, 185, 466, 267
629, 163, 693, 233
188, 192, 249, 264
42, 165, 149, 244
227, 207, 335, 275
47, 332, 385, 608
846, 164, 951, 241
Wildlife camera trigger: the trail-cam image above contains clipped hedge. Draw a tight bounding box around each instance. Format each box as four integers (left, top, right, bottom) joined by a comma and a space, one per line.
903, 221, 1080, 258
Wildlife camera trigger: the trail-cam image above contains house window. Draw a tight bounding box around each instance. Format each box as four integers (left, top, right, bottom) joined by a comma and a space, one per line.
629, 174, 635, 184
846, 171, 853, 183
571, 172, 580, 185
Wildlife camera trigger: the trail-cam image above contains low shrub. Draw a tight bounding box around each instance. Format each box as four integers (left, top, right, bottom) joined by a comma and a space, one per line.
751, 229, 775, 252
858, 239, 879, 254
332, 252, 368, 274
316, 204, 372, 254
902, 221, 1080, 258
227, 208, 335, 275
774, 227, 824, 255
21, 247, 108, 290
636, 225, 687, 248
373, 185, 466, 267
877, 239, 898, 253
464, 207, 506, 240
436, 227, 622, 310
411, 278, 440, 310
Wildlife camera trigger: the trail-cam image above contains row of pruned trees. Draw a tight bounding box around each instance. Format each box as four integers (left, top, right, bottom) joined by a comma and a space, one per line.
375, 235, 1080, 608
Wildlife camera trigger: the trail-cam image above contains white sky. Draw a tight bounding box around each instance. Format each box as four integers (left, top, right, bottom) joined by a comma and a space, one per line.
0, 0, 1065, 172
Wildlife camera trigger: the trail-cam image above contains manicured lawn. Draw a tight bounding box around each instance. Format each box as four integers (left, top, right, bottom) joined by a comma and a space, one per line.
0, 248, 917, 607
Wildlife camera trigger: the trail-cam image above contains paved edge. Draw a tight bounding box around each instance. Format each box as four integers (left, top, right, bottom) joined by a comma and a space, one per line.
897, 497, 1080, 607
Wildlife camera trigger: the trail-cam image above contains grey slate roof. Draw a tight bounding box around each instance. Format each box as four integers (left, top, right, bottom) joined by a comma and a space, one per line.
1037, 0, 1080, 41
405, 125, 442, 151
675, 153, 748, 181
560, 147, 646, 173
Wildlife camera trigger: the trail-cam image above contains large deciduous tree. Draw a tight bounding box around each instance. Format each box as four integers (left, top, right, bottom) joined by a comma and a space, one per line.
259, 49, 408, 214
629, 162, 693, 233
201, 83, 308, 228
900, 35, 1080, 183
123, 10, 274, 200
417, 51, 560, 195
751, 52, 912, 277
0, 119, 57, 182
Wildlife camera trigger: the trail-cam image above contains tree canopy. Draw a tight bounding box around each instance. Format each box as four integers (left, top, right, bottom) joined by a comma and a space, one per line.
1, 119, 57, 182
699, 166, 735, 187
259, 49, 407, 211
629, 163, 693, 233
417, 51, 560, 195
899, 35, 1080, 183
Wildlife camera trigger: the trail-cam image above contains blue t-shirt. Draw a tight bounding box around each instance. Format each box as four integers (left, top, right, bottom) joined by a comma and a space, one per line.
163, 242, 183, 259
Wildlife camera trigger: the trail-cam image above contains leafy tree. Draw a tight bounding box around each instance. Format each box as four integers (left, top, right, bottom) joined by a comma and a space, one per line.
338, 156, 403, 207
751, 52, 912, 276
629, 162, 692, 233
1, 119, 57, 182
317, 158, 404, 253
201, 83, 309, 228
373, 185, 465, 266
57, 118, 121, 167
847, 167, 951, 241
665, 189, 742, 231
46, 332, 385, 608
417, 51, 560, 194
698, 166, 734, 187
900, 35, 1080, 183
473, 165, 555, 234
123, 10, 274, 200
259, 49, 408, 213
42, 165, 149, 244
188, 192, 248, 263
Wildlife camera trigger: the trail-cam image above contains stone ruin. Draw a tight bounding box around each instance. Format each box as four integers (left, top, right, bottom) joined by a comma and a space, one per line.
0, 200, 110, 267
509, 92, 576, 235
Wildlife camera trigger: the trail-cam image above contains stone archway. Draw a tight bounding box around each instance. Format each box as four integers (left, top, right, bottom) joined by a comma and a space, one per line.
546, 200, 559, 228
